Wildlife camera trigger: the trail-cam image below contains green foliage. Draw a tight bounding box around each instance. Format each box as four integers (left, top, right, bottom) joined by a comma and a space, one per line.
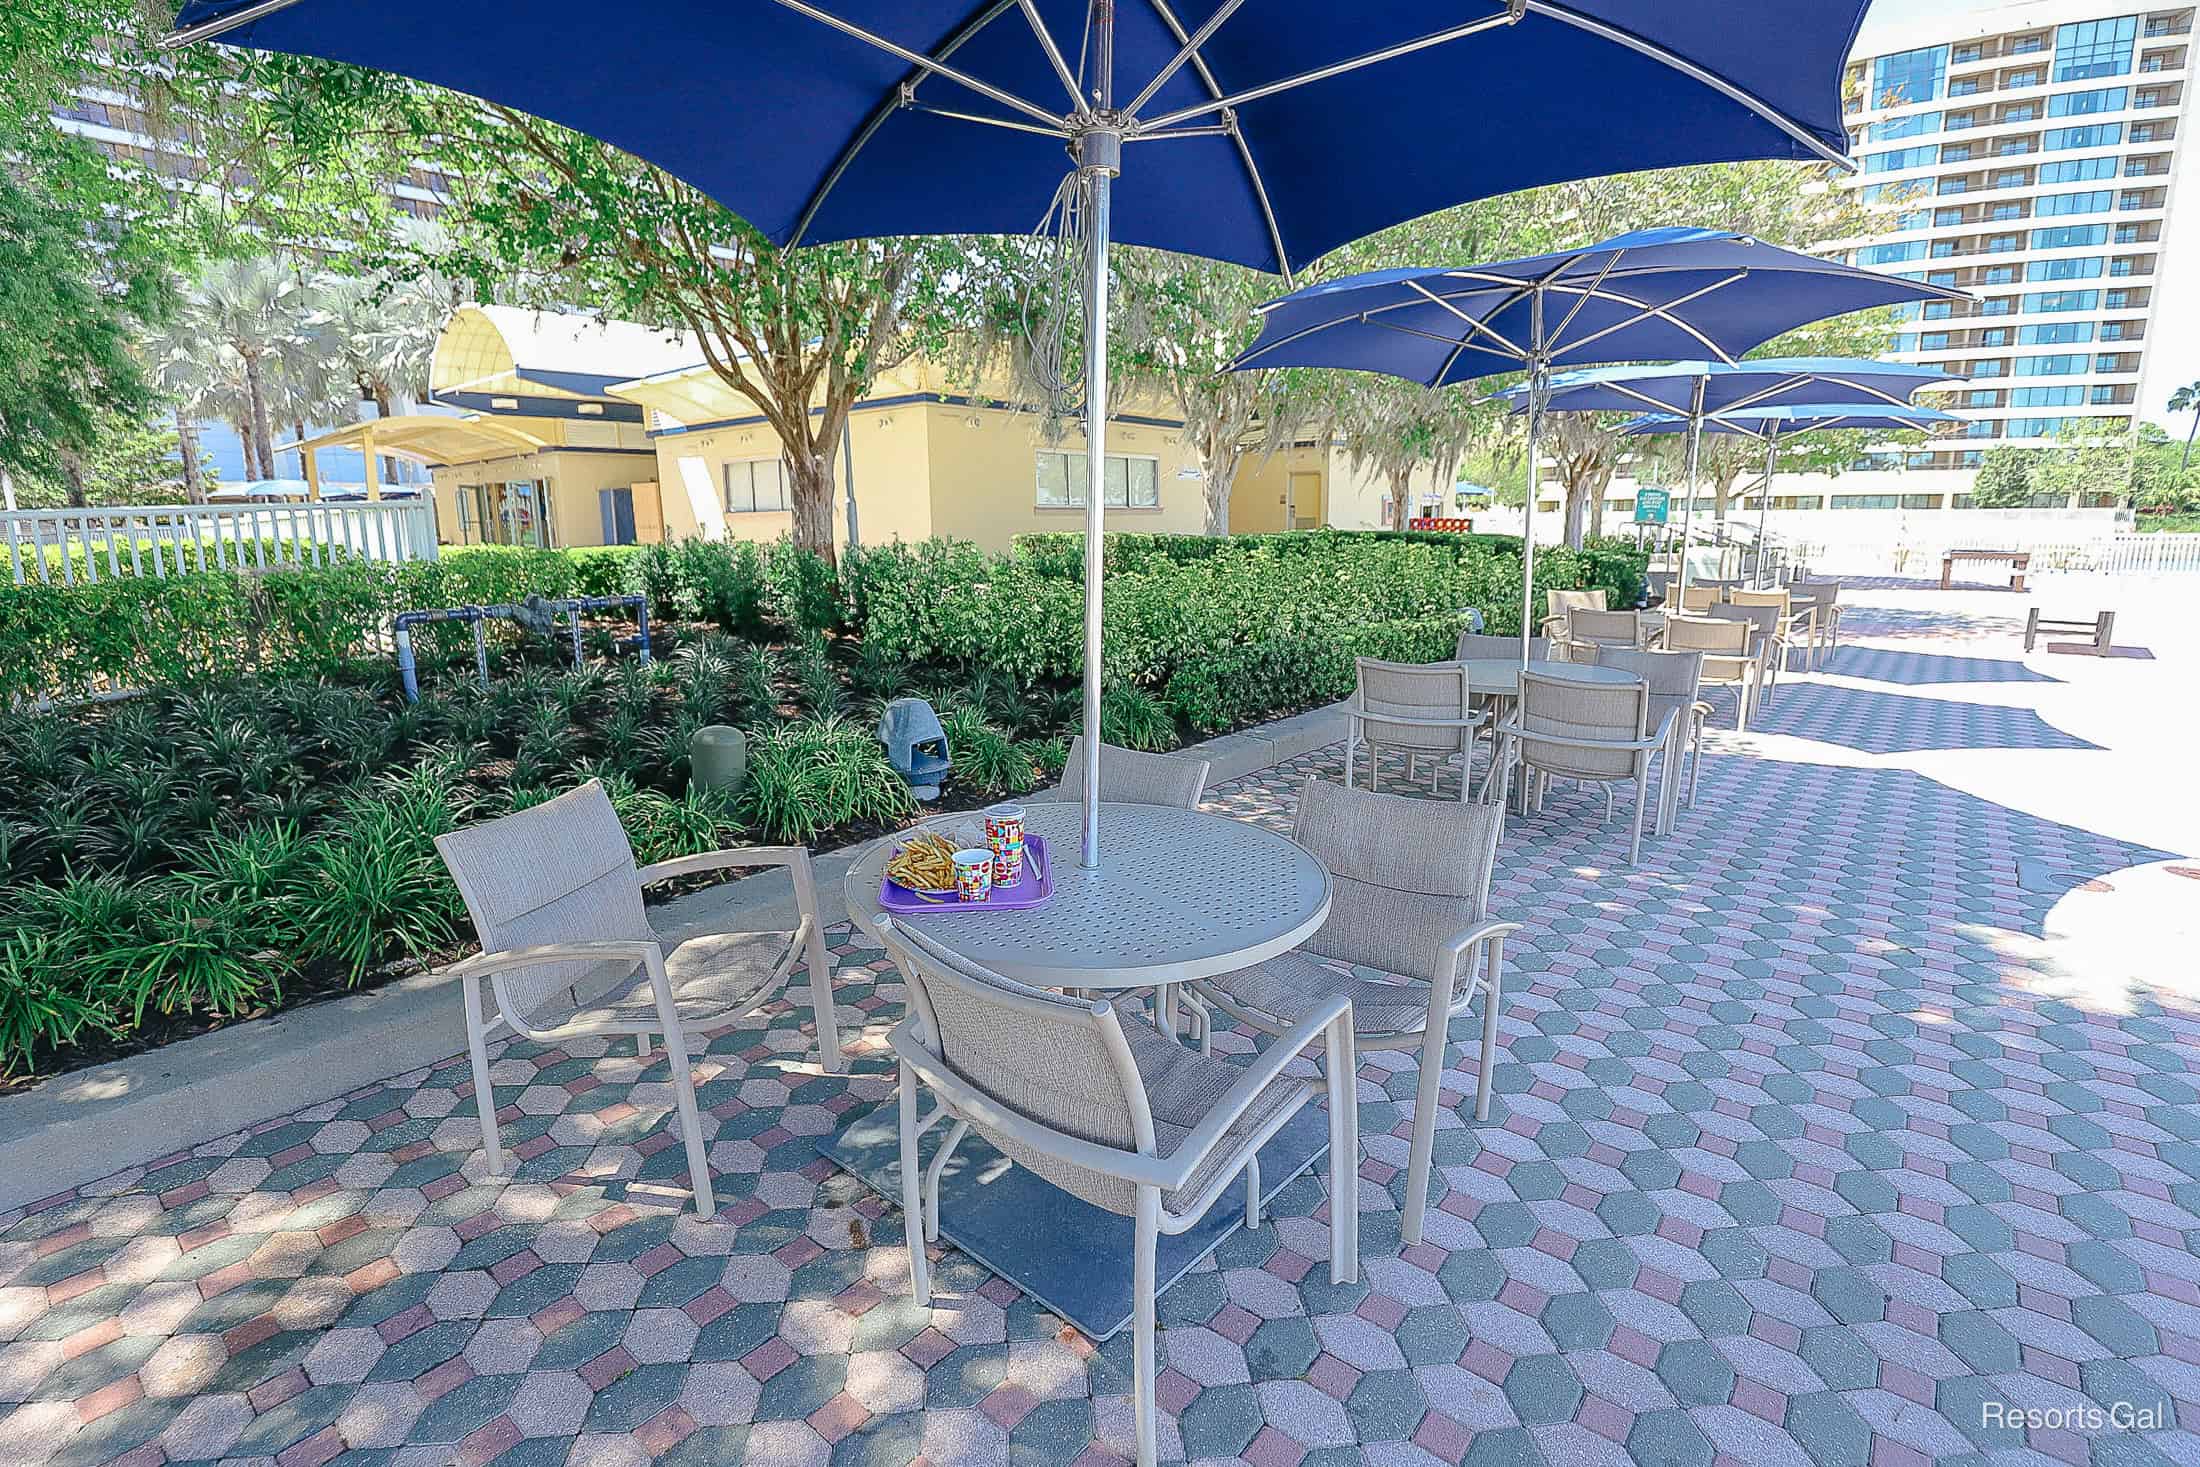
292, 760, 473, 983
938, 706, 1038, 797
1164, 616, 1463, 734
738, 718, 913, 844
762, 542, 846, 633
1971, 446, 2037, 509
1100, 685, 1176, 752
673, 539, 767, 635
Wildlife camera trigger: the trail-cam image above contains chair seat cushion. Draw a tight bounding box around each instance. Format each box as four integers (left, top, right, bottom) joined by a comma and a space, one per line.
1197, 948, 1448, 1039
527, 928, 800, 1035
1118, 1019, 1313, 1215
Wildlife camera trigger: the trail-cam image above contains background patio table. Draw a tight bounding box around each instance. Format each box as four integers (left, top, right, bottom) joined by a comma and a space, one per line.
1457, 657, 1644, 696
829, 799, 1338, 1338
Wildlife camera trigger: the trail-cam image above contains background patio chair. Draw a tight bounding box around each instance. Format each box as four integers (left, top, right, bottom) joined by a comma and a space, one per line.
880, 918, 1356, 1467
1059, 736, 1210, 809
1789, 579, 1842, 668
434, 780, 837, 1217
1496, 670, 1665, 866
1708, 602, 1785, 701
1347, 657, 1485, 800
1730, 587, 1814, 676
1662, 615, 1763, 731
1562, 607, 1652, 661
1593, 646, 1709, 825
1541, 587, 1607, 642
1188, 778, 1517, 1248
1677, 583, 1724, 613
1456, 630, 1550, 662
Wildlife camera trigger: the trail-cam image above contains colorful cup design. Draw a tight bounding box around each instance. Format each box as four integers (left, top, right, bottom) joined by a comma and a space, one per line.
984, 803, 1026, 884
952, 848, 994, 902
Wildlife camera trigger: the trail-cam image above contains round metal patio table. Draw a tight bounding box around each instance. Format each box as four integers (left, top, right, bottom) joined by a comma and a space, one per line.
844, 800, 1330, 997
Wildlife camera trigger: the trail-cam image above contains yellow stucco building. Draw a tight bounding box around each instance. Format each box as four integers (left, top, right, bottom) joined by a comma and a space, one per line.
291, 306, 1459, 553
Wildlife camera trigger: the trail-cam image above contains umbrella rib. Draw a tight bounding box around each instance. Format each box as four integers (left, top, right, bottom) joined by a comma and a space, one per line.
1140, 8, 1527, 132
1124, 0, 1251, 119
1403, 279, 1530, 365
1545, 247, 1624, 345
786, 0, 1041, 246
1523, 1, 1854, 170
161, 0, 304, 47
1142, 0, 1294, 279
770, 0, 1063, 128
906, 101, 1074, 138
1544, 274, 1748, 364
1016, 0, 1088, 109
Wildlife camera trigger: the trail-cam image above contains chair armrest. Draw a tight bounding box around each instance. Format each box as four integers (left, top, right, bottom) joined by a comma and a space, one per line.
445, 939, 658, 982
638, 845, 812, 886
1491, 720, 1664, 752
1353, 711, 1487, 730
1436, 918, 1524, 990
1157, 994, 1352, 1191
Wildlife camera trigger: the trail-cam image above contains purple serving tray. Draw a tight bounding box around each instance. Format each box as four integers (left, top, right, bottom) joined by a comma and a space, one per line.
880, 834, 1053, 915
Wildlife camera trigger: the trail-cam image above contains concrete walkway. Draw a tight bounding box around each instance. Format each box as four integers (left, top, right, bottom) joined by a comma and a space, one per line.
2, 582, 2196, 1467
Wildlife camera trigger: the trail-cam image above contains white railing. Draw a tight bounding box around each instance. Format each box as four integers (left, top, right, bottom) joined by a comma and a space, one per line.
1792, 532, 2200, 579
2, 499, 439, 586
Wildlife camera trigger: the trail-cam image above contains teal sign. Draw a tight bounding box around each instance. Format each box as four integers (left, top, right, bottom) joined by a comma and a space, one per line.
1634, 487, 1671, 525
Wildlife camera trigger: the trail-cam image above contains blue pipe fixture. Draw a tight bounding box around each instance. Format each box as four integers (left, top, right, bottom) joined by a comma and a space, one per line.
392, 594, 651, 702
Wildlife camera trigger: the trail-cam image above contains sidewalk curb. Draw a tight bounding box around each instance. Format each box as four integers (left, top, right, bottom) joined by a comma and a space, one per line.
0, 702, 1348, 1211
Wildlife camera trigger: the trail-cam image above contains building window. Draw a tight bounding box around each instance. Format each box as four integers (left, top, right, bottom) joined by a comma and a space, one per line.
2036, 188, 2114, 215
2010, 385, 2086, 407
2039, 156, 2118, 182
2000, 102, 2040, 122
1873, 45, 1950, 105
1859, 239, 1929, 265
2006, 67, 2045, 86
1983, 265, 2017, 284
2044, 121, 2123, 149
2013, 353, 2091, 376
1832, 494, 1903, 510
2025, 256, 2104, 282
2048, 86, 2129, 116
724, 457, 790, 514
2054, 16, 2138, 81
1864, 143, 1940, 172
1867, 111, 1943, 140
2032, 223, 2109, 249
1035, 451, 1161, 510
2019, 321, 2094, 344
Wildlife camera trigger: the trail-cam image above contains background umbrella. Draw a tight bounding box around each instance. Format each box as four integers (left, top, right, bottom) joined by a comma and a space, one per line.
168, 2, 1877, 867
1515, 357, 1967, 595
1623, 402, 1963, 566
1229, 230, 1967, 666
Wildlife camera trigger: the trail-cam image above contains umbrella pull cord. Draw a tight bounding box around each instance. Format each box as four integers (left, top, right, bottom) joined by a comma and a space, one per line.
1021, 170, 1098, 429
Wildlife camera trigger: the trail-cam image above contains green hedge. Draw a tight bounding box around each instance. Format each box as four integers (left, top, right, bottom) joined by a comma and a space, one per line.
1163, 615, 1467, 734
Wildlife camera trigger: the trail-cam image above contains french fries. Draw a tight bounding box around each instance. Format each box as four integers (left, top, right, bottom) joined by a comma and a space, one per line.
885, 832, 959, 893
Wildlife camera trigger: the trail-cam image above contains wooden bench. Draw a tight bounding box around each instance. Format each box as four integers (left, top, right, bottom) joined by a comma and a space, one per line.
1942, 548, 2031, 592
2025, 608, 2115, 656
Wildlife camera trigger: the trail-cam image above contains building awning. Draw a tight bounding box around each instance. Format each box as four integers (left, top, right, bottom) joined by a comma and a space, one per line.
430, 306, 703, 409
285, 414, 562, 470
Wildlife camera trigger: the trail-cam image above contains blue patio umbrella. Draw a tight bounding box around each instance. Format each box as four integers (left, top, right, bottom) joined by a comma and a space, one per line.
167, 2, 1878, 872
1228, 232, 1967, 662
1623, 402, 1962, 559
1512, 357, 1966, 594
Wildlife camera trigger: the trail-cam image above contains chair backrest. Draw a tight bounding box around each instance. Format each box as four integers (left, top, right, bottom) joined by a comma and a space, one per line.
1566, 608, 1645, 645
434, 781, 652, 1020
1458, 630, 1549, 661
1659, 615, 1751, 656
1709, 603, 1778, 641
1291, 777, 1501, 984
1678, 584, 1723, 612
878, 917, 1150, 1215
1353, 657, 1472, 754
1546, 588, 1607, 620
1728, 588, 1790, 614
1517, 671, 1649, 780
1059, 737, 1210, 809
1793, 578, 1841, 606
1594, 646, 1704, 735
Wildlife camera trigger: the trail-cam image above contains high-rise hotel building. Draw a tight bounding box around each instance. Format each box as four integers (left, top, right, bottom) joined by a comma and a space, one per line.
1829, 0, 2197, 502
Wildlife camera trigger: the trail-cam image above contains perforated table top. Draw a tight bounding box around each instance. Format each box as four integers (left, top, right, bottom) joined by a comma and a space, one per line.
845, 801, 1331, 990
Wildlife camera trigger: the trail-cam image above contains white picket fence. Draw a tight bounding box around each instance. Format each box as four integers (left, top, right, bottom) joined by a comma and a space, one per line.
2, 500, 440, 586
1793, 532, 2200, 580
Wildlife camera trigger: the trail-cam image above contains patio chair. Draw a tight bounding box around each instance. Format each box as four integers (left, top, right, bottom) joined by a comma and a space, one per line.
1562, 607, 1651, 661
880, 918, 1357, 1467
1594, 646, 1709, 824
1186, 777, 1516, 1249
1677, 583, 1724, 613
1540, 587, 1607, 642
1729, 587, 1815, 676
1059, 736, 1210, 809
1663, 615, 1763, 732
1789, 579, 1842, 668
1456, 630, 1550, 662
1346, 657, 1485, 801
1495, 671, 1667, 867
433, 780, 837, 1218
1708, 602, 1784, 701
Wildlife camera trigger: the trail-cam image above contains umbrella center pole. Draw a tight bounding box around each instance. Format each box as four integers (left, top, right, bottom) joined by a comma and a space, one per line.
1076, 7, 1120, 872
1674, 374, 1708, 603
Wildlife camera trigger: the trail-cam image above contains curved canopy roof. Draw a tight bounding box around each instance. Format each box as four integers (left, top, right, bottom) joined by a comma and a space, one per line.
429, 306, 702, 405
287, 413, 563, 467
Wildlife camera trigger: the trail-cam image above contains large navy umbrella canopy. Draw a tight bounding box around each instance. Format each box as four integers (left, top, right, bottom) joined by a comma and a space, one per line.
169, 1, 1871, 273
1622, 403, 1961, 436
1520, 357, 1965, 416
1231, 229, 1970, 382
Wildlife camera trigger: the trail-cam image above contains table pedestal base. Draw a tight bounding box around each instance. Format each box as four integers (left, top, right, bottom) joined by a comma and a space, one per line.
819, 1102, 1329, 1341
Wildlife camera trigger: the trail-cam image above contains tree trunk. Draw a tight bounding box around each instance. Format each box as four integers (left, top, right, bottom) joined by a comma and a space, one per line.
242, 353, 276, 487
1562, 479, 1588, 549
175, 412, 206, 504
786, 445, 837, 566
1589, 482, 1606, 541
371, 383, 401, 483
1203, 443, 1242, 536
60, 450, 89, 509
293, 418, 309, 479
1388, 467, 1414, 531
2182, 412, 2198, 474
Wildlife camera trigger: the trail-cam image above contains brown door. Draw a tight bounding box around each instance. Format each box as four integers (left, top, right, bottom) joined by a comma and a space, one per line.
630, 481, 666, 543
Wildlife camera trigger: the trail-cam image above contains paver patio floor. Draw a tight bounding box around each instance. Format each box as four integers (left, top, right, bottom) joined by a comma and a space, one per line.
3, 584, 2197, 1467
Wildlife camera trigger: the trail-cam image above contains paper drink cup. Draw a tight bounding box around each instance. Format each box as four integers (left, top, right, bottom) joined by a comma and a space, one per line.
984, 804, 1026, 883
952, 849, 994, 902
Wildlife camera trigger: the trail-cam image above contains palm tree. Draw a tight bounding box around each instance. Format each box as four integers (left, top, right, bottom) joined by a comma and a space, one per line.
187, 257, 312, 483
309, 265, 453, 481
2171, 380, 2200, 474
139, 318, 224, 503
